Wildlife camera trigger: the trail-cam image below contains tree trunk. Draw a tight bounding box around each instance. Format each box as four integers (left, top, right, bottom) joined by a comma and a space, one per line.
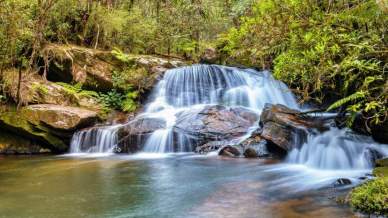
16, 67, 22, 108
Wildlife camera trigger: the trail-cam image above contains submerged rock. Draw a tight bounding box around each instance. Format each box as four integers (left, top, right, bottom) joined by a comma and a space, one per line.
333, 178, 352, 187
196, 141, 228, 154
219, 145, 241, 157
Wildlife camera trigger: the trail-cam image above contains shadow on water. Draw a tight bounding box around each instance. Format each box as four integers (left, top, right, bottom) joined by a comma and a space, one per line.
0, 154, 360, 218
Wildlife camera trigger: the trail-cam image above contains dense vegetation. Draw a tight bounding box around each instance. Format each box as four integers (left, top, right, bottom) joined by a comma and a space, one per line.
0, 0, 387, 122
0, 0, 254, 111
219, 0, 388, 127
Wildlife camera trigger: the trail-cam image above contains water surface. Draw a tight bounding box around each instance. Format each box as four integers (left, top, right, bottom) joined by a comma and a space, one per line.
0, 154, 362, 218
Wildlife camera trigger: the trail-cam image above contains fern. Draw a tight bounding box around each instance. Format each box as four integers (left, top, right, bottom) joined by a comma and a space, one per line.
326, 91, 366, 111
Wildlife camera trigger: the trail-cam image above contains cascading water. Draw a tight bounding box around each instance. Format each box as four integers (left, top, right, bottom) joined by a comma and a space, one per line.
140, 65, 298, 153
70, 64, 298, 154
287, 128, 388, 170
70, 125, 121, 153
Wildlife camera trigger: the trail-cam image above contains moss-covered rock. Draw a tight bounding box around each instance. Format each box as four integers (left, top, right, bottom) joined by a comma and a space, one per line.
0, 104, 99, 153
350, 178, 388, 216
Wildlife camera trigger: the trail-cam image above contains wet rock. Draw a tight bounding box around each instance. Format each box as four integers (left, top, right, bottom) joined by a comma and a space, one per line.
219, 145, 241, 157
371, 120, 388, 144
260, 104, 327, 152
334, 178, 352, 186
196, 141, 228, 154
243, 147, 258, 158
174, 105, 259, 142
117, 117, 167, 153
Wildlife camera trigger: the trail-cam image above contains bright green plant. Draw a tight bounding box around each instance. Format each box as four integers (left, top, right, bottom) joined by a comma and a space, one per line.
98, 89, 138, 112
350, 178, 388, 215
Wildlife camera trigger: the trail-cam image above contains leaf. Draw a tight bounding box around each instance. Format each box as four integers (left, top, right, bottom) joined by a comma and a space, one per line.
326, 91, 366, 111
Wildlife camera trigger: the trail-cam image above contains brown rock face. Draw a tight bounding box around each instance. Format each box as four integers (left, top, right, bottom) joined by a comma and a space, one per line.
260, 104, 327, 152
23, 104, 98, 131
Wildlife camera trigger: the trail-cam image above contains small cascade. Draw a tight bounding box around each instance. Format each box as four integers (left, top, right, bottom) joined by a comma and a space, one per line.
70, 125, 121, 153
287, 128, 388, 170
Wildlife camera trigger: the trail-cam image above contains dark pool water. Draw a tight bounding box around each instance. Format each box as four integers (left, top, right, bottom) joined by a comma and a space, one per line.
0, 154, 361, 218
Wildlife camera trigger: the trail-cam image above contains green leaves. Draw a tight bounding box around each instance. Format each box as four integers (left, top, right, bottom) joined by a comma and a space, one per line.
326, 91, 366, 112
98, 89, 138, 112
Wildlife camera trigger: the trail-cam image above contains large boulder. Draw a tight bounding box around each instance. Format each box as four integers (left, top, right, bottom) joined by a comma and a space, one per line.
174, 105, 259, 142
23, 104, 98, 131
260, 104, 327, 152
0, 105, 99, 153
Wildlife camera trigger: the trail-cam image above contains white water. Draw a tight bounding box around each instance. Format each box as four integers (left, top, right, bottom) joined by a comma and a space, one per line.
70, 125, 121, 153
140, 65, 298, 152
288, 127, 388, 170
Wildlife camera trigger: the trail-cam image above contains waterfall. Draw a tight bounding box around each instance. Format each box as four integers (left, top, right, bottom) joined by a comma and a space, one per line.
70, 125, 121, 153
287, 128, 388, 170
140, 65, 298, 153
145, 65, 298, 112
70, 64, 298, 154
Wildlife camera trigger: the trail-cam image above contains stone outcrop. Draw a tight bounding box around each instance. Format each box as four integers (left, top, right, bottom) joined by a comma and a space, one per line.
43, 44, 185, 92
259, 104, 327, 152
174, 105, 259, 142
0, 105, 99, 153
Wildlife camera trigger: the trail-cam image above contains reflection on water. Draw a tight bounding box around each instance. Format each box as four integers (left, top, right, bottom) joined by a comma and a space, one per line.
0, 155, 360, 218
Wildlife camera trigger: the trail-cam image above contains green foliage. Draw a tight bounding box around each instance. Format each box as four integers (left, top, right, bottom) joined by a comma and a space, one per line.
327, 91, 366, 112
220, 0, 388, 125
98, 89, 138, 112
31, 83, 49, 95
56, 82, 99, 99
350, 178, 388, 215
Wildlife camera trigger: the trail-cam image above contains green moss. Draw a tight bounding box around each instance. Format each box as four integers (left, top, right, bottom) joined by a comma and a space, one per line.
0, 110, 67, 152
350, 178, 388, 215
